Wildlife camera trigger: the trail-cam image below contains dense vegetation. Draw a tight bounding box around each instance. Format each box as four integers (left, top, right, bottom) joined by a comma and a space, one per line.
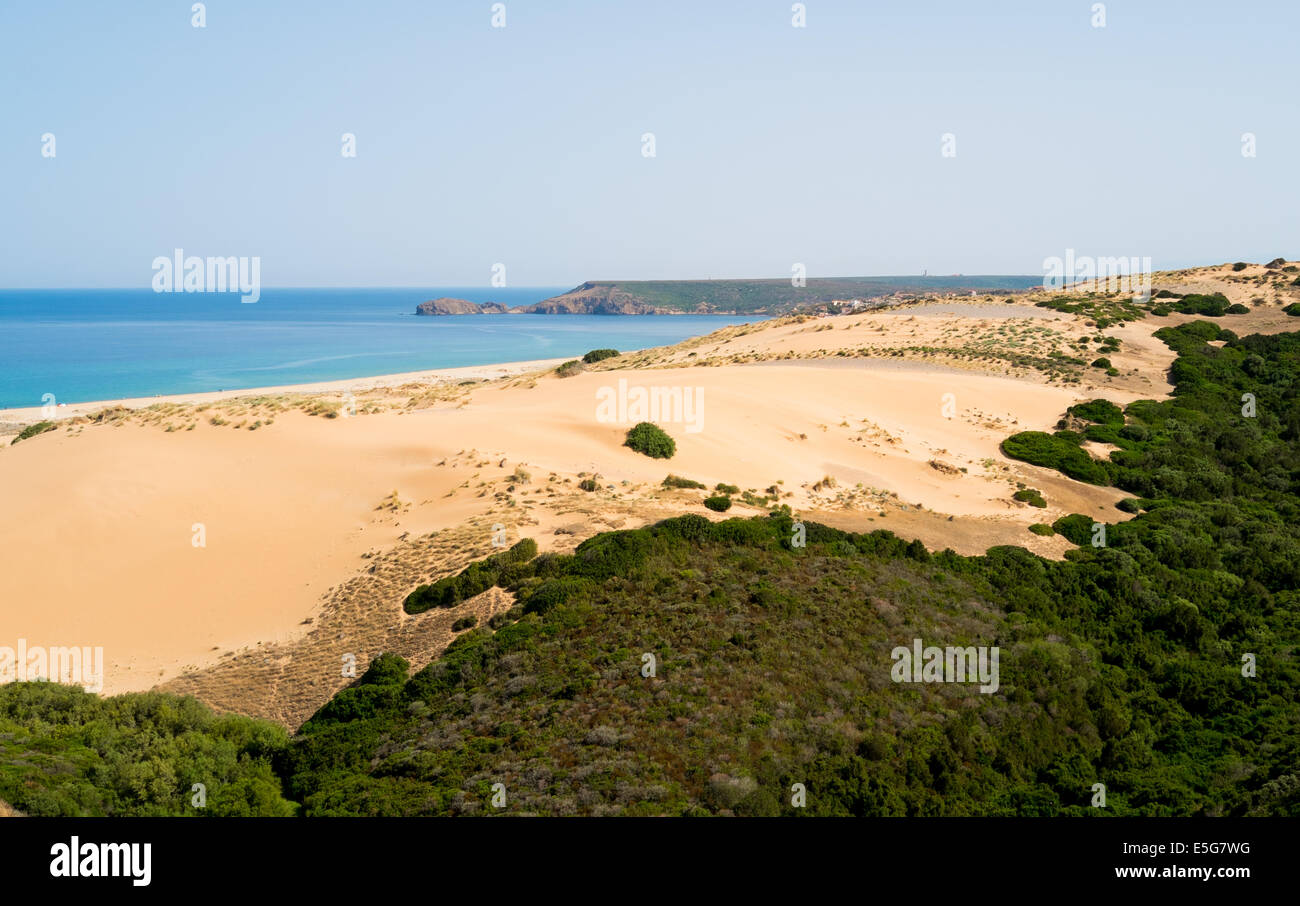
1034, 294, 1148, 329
582, 348, 620, 364
0, 684, 295, 816
3, 321, 1296, 817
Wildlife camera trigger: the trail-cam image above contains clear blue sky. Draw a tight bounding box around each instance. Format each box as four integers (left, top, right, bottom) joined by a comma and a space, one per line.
2, 0, 1295, 287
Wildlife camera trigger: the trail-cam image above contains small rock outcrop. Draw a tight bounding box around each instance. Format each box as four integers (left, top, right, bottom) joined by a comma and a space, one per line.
415, 298, 508, 315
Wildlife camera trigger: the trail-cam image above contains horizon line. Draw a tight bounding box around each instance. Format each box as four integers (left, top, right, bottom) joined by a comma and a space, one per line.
0, 274, 1050, 292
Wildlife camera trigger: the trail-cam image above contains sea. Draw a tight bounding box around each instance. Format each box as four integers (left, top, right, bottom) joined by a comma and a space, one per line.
0, 288, 760, 409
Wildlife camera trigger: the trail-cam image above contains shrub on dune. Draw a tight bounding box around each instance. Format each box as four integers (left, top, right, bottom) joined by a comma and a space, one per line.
625, 422, 675, 459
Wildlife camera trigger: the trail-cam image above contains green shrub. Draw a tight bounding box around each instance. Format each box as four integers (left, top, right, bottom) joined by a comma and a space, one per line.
492, 537, 538, 566
1225, 303, 1250, 314
582, 348, 619, 364
1051, 513, 1095, 545
360, 653, 410, 686
578, 478, 599, 492
703, 495, 733, 512
1068, 399, 1124, 426
715, 483, 740, 494
1090, 357, 1111, 369
1231, 262, 1249, 271
523, 577, 592, 615
1174, 293, 1230, 316
452, 615, 477, 632
625, 422, 675, 459
1283, 302, 1300, 316
1013, 489, 1047, 508
1001, 432, 1112, 485
662, 474, 706, 489
1028, 523, 1054, 536
11, 421, 56, 445
556, 360, 584, 378
1083, 423, 1123, 445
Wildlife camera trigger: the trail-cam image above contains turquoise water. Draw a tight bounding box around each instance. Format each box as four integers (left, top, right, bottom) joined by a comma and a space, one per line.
0, 289, 759, 408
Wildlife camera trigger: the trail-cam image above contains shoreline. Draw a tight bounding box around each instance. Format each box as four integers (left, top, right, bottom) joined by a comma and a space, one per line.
0, 356, 571, 424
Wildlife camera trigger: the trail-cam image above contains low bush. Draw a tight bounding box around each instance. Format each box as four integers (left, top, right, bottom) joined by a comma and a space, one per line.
625, 422, 675, 459
1174, 293, 1230, 316
1068, 399, 1124, 425
1001, 432, 1112, 485
11, 421, 57, 445
662, 474, 706, 489
703, 495, 733, 512
1051, 513, 1095, 545
360, 653, 410, 686
582, 348, 619, 364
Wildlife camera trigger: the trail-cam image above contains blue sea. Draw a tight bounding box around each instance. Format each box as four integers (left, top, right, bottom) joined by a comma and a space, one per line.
0, 288, 760, 408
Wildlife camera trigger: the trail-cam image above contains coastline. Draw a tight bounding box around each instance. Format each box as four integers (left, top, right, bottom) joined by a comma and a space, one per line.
0, 356, 570, 424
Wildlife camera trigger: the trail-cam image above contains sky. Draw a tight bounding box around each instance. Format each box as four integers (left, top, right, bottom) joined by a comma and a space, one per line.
1, 0, 1296, 288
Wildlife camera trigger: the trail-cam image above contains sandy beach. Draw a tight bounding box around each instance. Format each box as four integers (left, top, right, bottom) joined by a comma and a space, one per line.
0, 357, 570, 425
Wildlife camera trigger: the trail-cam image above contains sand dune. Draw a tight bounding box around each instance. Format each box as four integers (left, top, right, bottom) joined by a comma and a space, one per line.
2, 262, 1294, 715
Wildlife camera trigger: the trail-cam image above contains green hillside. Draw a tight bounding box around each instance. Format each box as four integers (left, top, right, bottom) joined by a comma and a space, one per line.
282, 320, 1300, 816
536, 275, 1044, 314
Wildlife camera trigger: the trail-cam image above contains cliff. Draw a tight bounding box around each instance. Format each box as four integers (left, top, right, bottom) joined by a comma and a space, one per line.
415, 298, 509, 315
515, 283, 663, 315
